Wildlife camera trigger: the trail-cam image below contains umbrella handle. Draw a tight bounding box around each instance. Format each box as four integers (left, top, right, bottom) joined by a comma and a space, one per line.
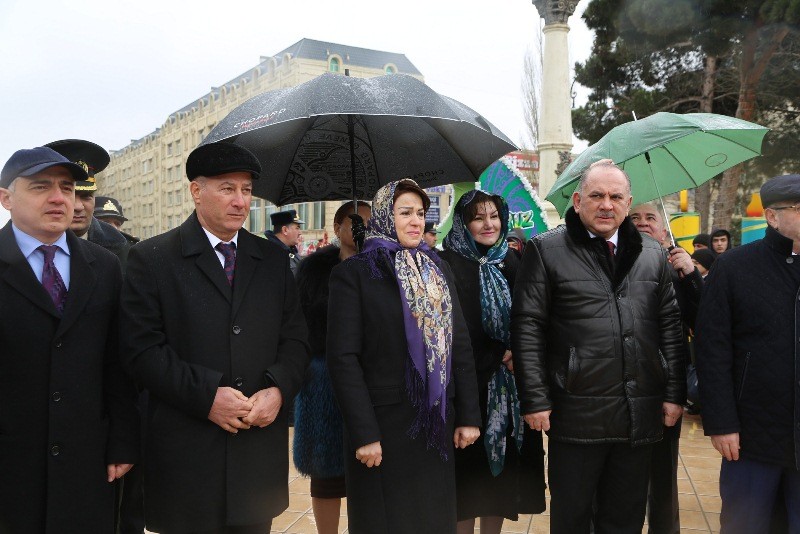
349, 213, 366, 252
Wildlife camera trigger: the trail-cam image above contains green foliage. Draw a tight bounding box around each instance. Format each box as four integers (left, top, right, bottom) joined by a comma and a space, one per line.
573, 0, 800, 185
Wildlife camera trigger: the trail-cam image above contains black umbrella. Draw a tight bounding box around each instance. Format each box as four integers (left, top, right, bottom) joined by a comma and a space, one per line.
200, 72, 517, 205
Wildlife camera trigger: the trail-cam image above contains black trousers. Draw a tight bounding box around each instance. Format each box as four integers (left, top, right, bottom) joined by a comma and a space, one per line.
118, 463, 145, 534
549, 440, 654, 534
185, 522, 272, 534
647, 421, 681, 534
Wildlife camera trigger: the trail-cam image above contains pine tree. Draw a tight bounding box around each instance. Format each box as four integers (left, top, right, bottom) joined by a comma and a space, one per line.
572, 0, 800, 232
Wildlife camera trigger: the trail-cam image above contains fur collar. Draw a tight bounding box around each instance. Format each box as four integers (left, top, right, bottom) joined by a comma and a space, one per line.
564, 206, 643, 287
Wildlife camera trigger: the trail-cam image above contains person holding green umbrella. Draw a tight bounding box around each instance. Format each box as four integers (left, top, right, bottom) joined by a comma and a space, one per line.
630, 201, 703, 534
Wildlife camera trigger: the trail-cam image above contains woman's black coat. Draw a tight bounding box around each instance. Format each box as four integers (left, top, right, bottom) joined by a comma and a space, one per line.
326, 253, 481, 533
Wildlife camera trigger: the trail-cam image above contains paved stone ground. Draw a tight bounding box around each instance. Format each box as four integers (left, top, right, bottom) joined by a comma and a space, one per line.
270, 411, 721, 533
147, 411, 722, 533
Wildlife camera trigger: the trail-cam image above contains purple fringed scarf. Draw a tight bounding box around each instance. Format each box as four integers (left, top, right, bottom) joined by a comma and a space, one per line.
353, 180, 454, 459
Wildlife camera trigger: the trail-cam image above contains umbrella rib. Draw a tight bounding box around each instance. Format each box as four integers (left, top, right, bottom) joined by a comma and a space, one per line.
660, 145, 701, 188
700, 130, 762, 156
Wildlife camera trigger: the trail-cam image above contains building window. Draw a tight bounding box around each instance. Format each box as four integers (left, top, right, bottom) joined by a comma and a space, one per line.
313, 201, 325, 230
296, 203, 310, 226
167, 143, 173, 156
249, 199, 263, 233
143, 159, 152, 173
175, 140, 181, 155
329, 57, 341, 73
385, 65, 397, 74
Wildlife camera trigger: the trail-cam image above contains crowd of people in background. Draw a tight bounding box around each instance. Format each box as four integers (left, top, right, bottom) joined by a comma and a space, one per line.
0, 138, 798, 534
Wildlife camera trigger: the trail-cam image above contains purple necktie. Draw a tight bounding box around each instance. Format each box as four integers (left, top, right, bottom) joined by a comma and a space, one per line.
39, 245, 67, 313
215, 242, 236, 286
606, 241, 616, 256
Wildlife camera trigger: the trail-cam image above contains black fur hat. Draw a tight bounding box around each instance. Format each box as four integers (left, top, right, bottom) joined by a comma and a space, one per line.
186, 142, 261, 181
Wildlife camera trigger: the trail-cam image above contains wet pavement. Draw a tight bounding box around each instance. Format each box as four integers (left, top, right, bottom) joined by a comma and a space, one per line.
268, 411, 722, 533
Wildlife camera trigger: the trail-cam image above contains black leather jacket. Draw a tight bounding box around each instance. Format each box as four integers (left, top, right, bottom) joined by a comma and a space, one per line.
511, 208, 686, 445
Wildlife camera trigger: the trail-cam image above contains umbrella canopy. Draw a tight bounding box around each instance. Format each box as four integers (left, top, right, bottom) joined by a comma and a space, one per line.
545, 112, 769, 216
200, 73, 517, 205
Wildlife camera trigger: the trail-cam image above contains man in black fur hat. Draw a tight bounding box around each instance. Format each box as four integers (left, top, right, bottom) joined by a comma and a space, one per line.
120, 142, 309, 534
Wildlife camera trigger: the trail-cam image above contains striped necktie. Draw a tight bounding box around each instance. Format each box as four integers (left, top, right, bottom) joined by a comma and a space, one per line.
215, 242, 236, 286
39, 245, 67, 313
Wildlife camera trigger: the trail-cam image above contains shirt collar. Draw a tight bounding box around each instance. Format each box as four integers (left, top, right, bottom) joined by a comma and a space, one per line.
588, 229, 619, 248
12, 224, 70, 259
202, 226, 238, 250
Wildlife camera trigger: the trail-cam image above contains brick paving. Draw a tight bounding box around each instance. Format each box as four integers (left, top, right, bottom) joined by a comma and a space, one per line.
144, 411, 720, 533
267, 411, 722, 533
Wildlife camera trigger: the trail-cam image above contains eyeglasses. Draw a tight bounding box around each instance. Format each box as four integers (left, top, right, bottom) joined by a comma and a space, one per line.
769, 205, 800, 213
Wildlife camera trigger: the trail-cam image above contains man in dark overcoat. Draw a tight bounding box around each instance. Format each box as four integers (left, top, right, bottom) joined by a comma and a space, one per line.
0, 147, 139, 533
120, 142, 310, 534
695, 174, 800, 532
45, 139, 131, 272
512, 161, 686, 533
264, 209, 303, 275
630, 201, 703, 534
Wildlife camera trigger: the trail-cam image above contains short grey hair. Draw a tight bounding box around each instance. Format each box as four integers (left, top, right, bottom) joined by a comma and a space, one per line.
3, 177, 18, 192
630, 201, 664, 224
578, 160, 631, 195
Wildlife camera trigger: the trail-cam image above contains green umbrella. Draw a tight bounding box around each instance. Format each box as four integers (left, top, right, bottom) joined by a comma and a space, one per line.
545, 112, 770, 223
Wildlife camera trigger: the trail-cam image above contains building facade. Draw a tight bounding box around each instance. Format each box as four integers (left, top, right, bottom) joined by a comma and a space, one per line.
97, 38, 425, 242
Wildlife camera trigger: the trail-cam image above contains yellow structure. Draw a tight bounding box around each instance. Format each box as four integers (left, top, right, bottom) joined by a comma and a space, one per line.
97, 39, 424, 242
669, 211, 700, 253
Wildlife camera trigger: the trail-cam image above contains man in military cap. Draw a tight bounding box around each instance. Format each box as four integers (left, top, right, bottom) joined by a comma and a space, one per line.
46, 139, 132, 271
696, 174, 800, 532
95, 195, 140, 245
120, 141, 310, 534
423, 221, 439, 248
265, 209, 304, 275
0, 147, 139, 532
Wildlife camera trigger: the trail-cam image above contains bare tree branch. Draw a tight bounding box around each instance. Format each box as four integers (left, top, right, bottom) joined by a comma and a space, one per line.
521, 22, 544, 150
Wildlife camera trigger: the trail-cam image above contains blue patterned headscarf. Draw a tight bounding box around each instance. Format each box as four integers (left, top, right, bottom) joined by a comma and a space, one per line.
443, 189, 522, 475
356, 179, 454, 459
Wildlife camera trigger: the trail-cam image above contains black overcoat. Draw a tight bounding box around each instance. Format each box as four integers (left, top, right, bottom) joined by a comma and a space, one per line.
326, 252, 482, 534
695, 225, 800, 469
86, 216, 131, 273
120, 213, 310, 532
439, 248, 546, 520
0, 222, 139, 533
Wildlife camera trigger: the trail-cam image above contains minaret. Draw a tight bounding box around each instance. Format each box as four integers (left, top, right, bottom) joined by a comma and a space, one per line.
531, 0, 579, 224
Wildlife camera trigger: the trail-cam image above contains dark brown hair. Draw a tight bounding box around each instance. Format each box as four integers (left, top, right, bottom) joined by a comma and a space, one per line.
463, 191, 502, 223
393, 179, 431, 212
333, 201, 371, 225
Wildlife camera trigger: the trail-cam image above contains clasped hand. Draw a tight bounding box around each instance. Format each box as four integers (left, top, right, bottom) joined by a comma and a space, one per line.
208, 386, 282, 433
355, 426, 481, 470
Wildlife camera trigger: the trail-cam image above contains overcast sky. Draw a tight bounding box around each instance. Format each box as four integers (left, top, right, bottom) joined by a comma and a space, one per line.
0, 0, 595, 226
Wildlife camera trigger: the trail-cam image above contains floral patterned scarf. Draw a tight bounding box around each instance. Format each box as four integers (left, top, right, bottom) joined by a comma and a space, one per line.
443, 189, 522, 475
357, 180, 453, 459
